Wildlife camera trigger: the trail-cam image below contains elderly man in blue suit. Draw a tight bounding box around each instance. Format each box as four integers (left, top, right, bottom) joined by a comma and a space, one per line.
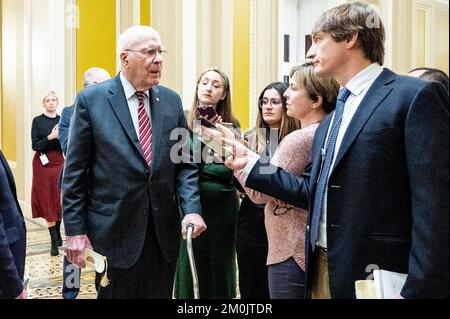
221, 2, 448, 299
0, 150, 27, 299
62, 25, 207, 298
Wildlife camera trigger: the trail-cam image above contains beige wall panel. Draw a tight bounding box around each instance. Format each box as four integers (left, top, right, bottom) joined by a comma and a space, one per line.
151, 0, 183, 95
416, 8, 427, 67
434, 11, 449, 73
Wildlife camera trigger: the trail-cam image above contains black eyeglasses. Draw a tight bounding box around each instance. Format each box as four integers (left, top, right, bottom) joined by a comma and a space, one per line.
258, 98, 283, 108
124, 48, 168, 61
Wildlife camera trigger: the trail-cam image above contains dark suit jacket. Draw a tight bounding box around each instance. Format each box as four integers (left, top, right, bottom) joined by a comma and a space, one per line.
246, 69, 449, 299
62, 75, 202, 268
0, 150, 27, 298
59, 105, 74, 156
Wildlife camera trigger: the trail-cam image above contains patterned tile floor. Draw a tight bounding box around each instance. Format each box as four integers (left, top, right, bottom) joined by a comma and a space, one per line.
24, 218, 97, 299
24, 217, 240, 299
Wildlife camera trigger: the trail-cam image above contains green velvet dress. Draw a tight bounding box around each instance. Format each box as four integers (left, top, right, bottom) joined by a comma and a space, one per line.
174, 135, 240, 299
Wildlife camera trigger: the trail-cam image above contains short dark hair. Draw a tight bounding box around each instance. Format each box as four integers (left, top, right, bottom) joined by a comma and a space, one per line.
312, 2, 385, 65
409, 67, 449, 92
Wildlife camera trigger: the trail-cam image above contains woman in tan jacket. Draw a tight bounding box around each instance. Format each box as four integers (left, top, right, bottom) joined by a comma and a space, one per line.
234, 61, 339, 298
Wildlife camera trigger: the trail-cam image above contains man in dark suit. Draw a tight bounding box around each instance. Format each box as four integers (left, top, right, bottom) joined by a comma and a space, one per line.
0, 150, 27, 299
59, 67, 110, 299
62, 26, 206, 298
222, 2, 448, 299
59, 67, 111, 155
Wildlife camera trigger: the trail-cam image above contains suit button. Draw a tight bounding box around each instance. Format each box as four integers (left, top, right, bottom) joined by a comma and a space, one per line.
144, 169, 150, 175
154, 207, 159, 213
142, 209, 148, 216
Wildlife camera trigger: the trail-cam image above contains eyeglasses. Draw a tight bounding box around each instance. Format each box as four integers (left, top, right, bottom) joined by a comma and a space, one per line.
258, 98, 283, 108
124, 48, 168, 61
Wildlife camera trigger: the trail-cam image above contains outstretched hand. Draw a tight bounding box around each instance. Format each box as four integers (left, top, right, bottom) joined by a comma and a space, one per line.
216, 124, 254, 170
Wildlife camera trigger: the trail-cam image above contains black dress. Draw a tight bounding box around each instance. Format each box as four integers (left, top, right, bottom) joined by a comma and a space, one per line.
236, 195, 270, 299
235, 132, 274, 299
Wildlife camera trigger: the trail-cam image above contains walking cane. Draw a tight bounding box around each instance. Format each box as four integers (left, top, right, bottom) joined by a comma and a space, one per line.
186, 223, 200, 299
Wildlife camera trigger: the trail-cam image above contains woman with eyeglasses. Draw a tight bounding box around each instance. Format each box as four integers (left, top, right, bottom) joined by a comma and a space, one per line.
174, 68, 240, 299
236, 82, 300, 299
233, 62, 339, 299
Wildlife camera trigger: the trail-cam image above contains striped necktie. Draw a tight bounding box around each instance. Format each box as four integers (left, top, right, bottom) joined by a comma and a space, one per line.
136, 91, 152, 166
309, 87, 351, 251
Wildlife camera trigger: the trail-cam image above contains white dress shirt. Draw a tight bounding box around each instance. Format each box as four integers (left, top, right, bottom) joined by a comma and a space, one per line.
317, 63, 384, 248
120, 72, 152, 138
241, 63, 384, 249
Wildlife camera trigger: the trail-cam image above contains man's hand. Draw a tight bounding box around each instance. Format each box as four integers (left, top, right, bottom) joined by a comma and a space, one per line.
66, 235, 93, 268
216, 124, 254, 170
181, 214, 207, 240
15, 289, 28, 299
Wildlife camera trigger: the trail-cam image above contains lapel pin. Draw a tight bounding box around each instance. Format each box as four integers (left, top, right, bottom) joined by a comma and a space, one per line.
156, 98, 160, 102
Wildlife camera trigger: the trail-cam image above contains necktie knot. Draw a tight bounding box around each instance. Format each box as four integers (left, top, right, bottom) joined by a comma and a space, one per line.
136, 91, 146, 104
337, 87, 351, 102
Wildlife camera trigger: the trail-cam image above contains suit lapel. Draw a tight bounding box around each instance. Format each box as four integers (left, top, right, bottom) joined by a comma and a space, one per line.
331, 69, 395, 172
107, 76, 147, 161
149, 86, 162, 173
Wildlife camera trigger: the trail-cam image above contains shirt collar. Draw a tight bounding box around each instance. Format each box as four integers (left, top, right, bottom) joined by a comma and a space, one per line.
119, 72, 150, 100
345, 63, 384, 97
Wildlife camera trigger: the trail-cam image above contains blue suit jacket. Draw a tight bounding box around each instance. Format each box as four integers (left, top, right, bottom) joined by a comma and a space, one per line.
246, 69, 449, 298
59, 105, 74, 156
0, 150, 26, 298
61, 75, 202, 268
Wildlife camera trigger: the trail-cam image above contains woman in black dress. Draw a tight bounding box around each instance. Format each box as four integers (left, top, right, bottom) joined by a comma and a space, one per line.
236, 82, 301, 299
31, 91, 64, 256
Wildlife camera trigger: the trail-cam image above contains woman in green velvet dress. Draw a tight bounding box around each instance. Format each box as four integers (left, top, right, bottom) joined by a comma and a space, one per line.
174, 68, 240, 299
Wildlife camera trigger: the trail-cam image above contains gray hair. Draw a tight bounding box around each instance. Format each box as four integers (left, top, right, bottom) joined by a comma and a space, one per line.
82, 67, 111, 88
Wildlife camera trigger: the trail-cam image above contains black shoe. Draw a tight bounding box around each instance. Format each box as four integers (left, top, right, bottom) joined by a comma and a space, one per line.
49, 226, 59, 256
55, 220, 63, 247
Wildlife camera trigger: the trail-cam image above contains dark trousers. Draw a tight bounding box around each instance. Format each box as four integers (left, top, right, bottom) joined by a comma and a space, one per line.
268, 257, 306, 299
236, 197, 270, 299
62, 255, 81, 299
95, 219, 176, 299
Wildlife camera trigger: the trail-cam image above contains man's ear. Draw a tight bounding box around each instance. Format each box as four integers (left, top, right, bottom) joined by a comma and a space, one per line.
345, 32, 360, 49
120, 52, 128, 68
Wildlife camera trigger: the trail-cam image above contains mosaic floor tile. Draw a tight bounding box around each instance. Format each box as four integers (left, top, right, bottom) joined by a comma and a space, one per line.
24, 218, 97, 299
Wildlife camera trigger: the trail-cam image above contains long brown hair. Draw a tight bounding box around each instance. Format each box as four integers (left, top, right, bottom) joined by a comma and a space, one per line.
187, 68, 238, 130
249, 82, 301, 154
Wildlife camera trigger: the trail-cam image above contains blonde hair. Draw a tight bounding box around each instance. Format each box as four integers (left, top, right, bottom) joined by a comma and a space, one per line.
187, 68, 238, 130
289, 61, 339, 114
41, 90, 59, 105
